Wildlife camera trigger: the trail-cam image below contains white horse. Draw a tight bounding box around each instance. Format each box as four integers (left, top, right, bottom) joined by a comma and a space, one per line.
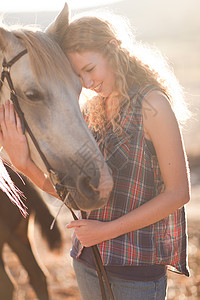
0, 3, 113, 214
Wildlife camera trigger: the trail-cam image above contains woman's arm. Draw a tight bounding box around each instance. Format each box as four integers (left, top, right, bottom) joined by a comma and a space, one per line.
0, 101, 58, 198
67, 91, 191, 247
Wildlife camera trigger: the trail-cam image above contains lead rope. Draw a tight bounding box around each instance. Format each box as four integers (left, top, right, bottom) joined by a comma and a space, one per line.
81, 211, 115, 300
50, 205, 114, 300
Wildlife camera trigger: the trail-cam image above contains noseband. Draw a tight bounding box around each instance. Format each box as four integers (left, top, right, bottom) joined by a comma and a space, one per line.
0, 49, 115, 300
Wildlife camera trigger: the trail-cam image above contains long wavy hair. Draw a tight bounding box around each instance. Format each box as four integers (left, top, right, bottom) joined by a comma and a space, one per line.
62, 11, 190, 133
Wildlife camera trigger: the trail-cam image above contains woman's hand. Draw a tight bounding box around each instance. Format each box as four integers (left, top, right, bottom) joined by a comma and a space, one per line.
0, 100, 31, 172
0, 100, 58, 197
66, 219, 110, 247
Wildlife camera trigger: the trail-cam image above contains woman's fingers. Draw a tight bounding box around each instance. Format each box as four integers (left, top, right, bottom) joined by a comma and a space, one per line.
0, 101, 30, 171
4, 100, 10, 124
66, 220, 86, 228
16, 113, 24, 135
0, 100, 23, 146
3, 101, 24, 135
5, 100, 16, 127
8, 101, 17, 125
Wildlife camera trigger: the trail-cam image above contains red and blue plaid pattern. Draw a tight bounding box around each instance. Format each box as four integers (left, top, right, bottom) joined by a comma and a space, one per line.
72, 84, 189, 276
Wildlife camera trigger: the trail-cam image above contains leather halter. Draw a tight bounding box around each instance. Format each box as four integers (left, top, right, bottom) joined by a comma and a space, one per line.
0, 50, 115, 300
0, 50, 64, 194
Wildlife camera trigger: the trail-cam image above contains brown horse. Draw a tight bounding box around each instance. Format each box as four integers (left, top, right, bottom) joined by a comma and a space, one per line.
0, 162, 63, 300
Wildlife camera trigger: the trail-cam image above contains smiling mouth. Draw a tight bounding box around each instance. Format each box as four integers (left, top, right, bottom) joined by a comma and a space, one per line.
93, 83, 102, 93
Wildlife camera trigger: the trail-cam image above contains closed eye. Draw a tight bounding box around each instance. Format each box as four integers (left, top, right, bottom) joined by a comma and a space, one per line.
76, 66, 95, 80
86, 67, 95, 72
25, 89, 43, 101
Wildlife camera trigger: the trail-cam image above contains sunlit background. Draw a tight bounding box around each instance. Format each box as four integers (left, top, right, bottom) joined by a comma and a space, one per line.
0, 0, 122, 12
1, 1, 200, 299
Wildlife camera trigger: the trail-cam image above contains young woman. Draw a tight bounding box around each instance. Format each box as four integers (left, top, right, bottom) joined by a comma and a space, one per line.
0, 11, 190, 300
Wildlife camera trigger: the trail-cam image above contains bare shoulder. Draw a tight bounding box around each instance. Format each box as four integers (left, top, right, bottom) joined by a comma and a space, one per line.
142, 90, 173, 119
142, 90, 179, 140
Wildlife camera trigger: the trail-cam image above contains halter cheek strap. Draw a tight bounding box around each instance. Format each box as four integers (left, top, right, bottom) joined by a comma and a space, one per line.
0, 50, 62, 191
1, 50, 28, 134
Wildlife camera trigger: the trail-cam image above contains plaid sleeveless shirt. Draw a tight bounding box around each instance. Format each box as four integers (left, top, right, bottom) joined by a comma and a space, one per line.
72, 84, 189, 276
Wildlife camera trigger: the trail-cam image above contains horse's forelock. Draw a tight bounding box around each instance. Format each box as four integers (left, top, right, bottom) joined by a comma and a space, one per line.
14, 27, 71, 86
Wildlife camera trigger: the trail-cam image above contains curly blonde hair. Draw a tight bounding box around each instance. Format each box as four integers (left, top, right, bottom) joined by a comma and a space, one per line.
62, 12, 190, 133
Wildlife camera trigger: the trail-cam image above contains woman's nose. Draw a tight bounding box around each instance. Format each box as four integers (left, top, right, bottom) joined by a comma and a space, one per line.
82, 75, 94, 89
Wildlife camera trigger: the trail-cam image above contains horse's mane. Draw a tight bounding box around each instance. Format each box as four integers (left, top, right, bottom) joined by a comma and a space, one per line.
0, 158, 27, 216
12, 25, 72, 85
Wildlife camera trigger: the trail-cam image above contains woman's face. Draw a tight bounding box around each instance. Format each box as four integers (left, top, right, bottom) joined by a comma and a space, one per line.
67, 51, 116, 98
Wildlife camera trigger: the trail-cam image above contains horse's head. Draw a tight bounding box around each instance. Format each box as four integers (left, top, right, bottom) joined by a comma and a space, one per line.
0, 4, 113, 211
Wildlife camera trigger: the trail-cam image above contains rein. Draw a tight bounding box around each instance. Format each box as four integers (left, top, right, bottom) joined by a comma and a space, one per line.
0, 50, 115, 300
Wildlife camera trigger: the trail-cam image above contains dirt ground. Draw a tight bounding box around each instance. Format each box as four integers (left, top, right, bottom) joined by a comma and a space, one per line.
3, 167, 200, 300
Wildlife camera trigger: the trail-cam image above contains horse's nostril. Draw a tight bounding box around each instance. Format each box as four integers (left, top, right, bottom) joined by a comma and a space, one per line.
90, 173, 100, 189
77, 175, 99, 199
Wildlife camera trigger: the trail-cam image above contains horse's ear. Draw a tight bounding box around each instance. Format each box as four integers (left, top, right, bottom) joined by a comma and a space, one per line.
0, 27, 10, 52
0, 27, 20, 55
45, 3, 69, 45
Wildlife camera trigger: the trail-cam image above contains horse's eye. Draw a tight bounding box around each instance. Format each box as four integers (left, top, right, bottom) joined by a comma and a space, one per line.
25, 89, 43, 101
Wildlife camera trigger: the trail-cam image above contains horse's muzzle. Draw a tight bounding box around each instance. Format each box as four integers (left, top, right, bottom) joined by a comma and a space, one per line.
53, 169, 111, 211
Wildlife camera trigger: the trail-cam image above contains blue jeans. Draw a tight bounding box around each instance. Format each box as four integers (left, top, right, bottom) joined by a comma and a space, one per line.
73, 259, 167, 300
